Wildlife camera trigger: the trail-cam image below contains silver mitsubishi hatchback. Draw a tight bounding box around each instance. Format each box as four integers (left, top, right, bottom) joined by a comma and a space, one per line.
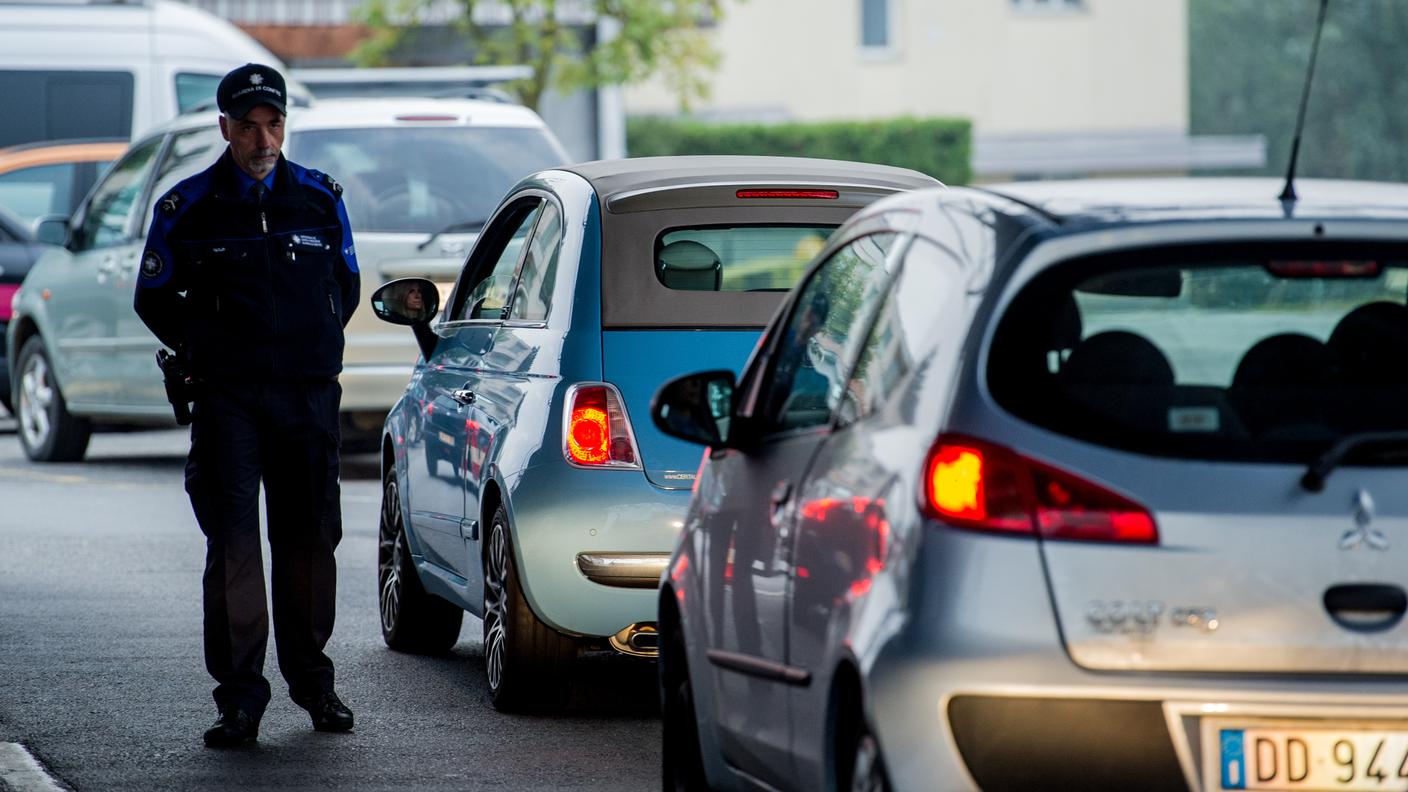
653, 178, 1408, 792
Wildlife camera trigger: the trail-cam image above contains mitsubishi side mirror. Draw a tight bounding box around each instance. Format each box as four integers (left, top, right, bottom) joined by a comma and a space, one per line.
651, 370, 736, 449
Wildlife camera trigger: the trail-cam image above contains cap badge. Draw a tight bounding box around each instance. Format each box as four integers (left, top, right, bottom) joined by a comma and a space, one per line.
250, 73, 264, 86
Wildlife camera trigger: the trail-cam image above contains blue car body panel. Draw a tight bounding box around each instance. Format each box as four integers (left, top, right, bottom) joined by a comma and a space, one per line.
602, 329, 762, 489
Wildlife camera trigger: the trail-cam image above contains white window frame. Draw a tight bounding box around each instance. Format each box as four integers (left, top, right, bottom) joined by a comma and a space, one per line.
1009, 0, 1087, 16
859, 0, 900, 61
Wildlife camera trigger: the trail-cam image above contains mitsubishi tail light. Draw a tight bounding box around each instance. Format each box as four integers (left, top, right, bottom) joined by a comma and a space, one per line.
563, 383, 642, 469
923, 435, 1156, 544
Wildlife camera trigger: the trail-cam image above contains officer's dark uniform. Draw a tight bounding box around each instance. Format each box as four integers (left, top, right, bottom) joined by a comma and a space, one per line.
134, 79, 359, 737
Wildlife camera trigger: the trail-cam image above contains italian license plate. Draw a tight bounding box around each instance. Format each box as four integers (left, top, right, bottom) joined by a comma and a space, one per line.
1207, 719, 1408, 791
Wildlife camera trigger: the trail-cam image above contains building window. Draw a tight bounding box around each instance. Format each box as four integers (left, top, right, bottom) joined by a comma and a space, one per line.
861, 0, 892, 50
1010, 0, 1085, 13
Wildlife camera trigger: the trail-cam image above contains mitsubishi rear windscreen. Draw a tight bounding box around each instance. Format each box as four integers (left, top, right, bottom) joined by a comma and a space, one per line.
987, 242, 1408, 463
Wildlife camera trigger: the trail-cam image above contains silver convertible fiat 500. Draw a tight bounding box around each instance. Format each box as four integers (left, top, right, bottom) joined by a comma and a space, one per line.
368, 156, 938, 711
653, 178, 1408, 791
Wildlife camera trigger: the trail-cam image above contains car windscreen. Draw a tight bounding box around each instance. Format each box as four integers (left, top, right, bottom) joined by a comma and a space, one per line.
987, 242, 1408, 463
290, 126, 565, 234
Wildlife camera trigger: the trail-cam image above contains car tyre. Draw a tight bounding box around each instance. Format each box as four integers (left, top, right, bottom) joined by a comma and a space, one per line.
483, 503, 575, 712
660, 598, 709, 792
378, 470, 463, 653
15, 336, 91, 462
841, 718, 889, 792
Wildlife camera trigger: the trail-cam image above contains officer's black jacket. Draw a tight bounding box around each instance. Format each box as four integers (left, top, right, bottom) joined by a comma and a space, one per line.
134, 149, 359, 382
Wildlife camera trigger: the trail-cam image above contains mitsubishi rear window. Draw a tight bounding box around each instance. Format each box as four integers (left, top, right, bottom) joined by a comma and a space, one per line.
987, 242, 1408, 462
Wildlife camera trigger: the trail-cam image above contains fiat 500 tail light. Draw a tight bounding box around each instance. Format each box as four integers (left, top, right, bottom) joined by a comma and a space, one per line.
563, 383, 642, 469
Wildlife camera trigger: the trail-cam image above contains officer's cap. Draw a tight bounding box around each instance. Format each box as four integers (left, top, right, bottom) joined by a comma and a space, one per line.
217, 63, 287, 120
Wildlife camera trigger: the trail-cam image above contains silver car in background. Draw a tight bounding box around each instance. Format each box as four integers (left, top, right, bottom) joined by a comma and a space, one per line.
653, 178, 1408, 791
7, 96, 567, 460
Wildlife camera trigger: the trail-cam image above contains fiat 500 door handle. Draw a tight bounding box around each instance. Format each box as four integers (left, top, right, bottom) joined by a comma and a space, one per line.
451, 388, 476, 405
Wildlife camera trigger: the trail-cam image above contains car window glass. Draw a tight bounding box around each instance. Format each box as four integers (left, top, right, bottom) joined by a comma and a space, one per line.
0, 70, 133, 148
73, 137, 160, 252
0, 163, 74, 227
759, 232, 898, 432
840, 238, 959, 425
174, 73, 221, 114
292, 127, 566, 234
987, 243, 1408, 462
143, 126, 224, 232
508, 200, 563, 322
454, 201, 542, 321
653, 225, 835, 292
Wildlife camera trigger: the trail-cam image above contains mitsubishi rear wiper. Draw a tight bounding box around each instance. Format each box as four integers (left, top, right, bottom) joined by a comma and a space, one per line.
1301, 431, 1408, 491
417, 218, 488, 252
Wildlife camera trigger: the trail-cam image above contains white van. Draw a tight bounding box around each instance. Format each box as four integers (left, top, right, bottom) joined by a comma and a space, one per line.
0, 0, 307, 149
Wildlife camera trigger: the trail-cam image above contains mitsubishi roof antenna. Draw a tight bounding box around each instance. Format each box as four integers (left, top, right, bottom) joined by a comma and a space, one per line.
1280, 0, 1330, 206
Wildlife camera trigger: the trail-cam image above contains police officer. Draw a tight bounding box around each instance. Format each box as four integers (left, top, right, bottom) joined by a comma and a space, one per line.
134, 63, 360, 748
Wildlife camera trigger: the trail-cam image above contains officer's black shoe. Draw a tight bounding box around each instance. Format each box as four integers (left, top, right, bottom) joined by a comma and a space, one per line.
298, 691, 354, 733
203, 709, 260, 748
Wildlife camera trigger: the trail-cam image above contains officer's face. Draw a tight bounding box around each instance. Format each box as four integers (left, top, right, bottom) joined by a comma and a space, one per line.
220, 105, 285, 180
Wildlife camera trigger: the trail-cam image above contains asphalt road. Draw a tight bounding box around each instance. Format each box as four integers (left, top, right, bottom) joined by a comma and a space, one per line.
0, 422, 661, 792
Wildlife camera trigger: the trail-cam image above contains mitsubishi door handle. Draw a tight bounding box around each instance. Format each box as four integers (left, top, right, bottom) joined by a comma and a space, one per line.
451, 388, 476, 405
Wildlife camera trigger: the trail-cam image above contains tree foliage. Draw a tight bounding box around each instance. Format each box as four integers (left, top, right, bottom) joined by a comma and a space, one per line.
351, 0, 732, 112
1190, 0, 1408, 181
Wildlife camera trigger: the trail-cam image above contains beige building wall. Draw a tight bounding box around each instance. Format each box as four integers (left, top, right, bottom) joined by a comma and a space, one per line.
623, 0, 1188, 136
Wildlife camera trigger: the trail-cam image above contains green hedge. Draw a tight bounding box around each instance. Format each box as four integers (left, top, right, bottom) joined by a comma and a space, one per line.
625, 115, 971, 185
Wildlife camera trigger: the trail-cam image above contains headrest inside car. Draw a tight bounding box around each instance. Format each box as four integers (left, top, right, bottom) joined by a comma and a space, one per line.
657, 240, 722, 291
1060, 330, 1174, 386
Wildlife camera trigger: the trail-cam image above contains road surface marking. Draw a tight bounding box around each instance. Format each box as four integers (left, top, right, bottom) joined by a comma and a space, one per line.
0, 743, 67, 792
0, 468, 90, 485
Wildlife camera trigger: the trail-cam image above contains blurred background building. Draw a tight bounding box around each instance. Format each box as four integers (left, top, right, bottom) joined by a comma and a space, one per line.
623, 0, 1263, 181
181, 0, 1268, 180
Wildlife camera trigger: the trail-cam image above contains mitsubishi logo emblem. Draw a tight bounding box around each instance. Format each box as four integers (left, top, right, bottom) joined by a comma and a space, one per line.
1340, 489, 1389, 551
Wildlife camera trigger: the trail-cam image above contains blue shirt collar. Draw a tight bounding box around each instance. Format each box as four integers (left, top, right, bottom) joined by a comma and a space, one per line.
232, 166, 276, 197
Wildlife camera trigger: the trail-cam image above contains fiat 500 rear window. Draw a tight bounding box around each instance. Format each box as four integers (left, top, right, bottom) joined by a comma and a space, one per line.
654, 224, 836, 292
987, 242, 1408, 462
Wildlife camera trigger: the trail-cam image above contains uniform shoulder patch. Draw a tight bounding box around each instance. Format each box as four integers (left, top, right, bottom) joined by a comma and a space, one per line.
140, 251, 164, 279
159, 191, 182, 214
311, 169, 342, 198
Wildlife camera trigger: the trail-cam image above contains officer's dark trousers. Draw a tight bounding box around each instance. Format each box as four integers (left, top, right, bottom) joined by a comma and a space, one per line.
185, 379, 342, 717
